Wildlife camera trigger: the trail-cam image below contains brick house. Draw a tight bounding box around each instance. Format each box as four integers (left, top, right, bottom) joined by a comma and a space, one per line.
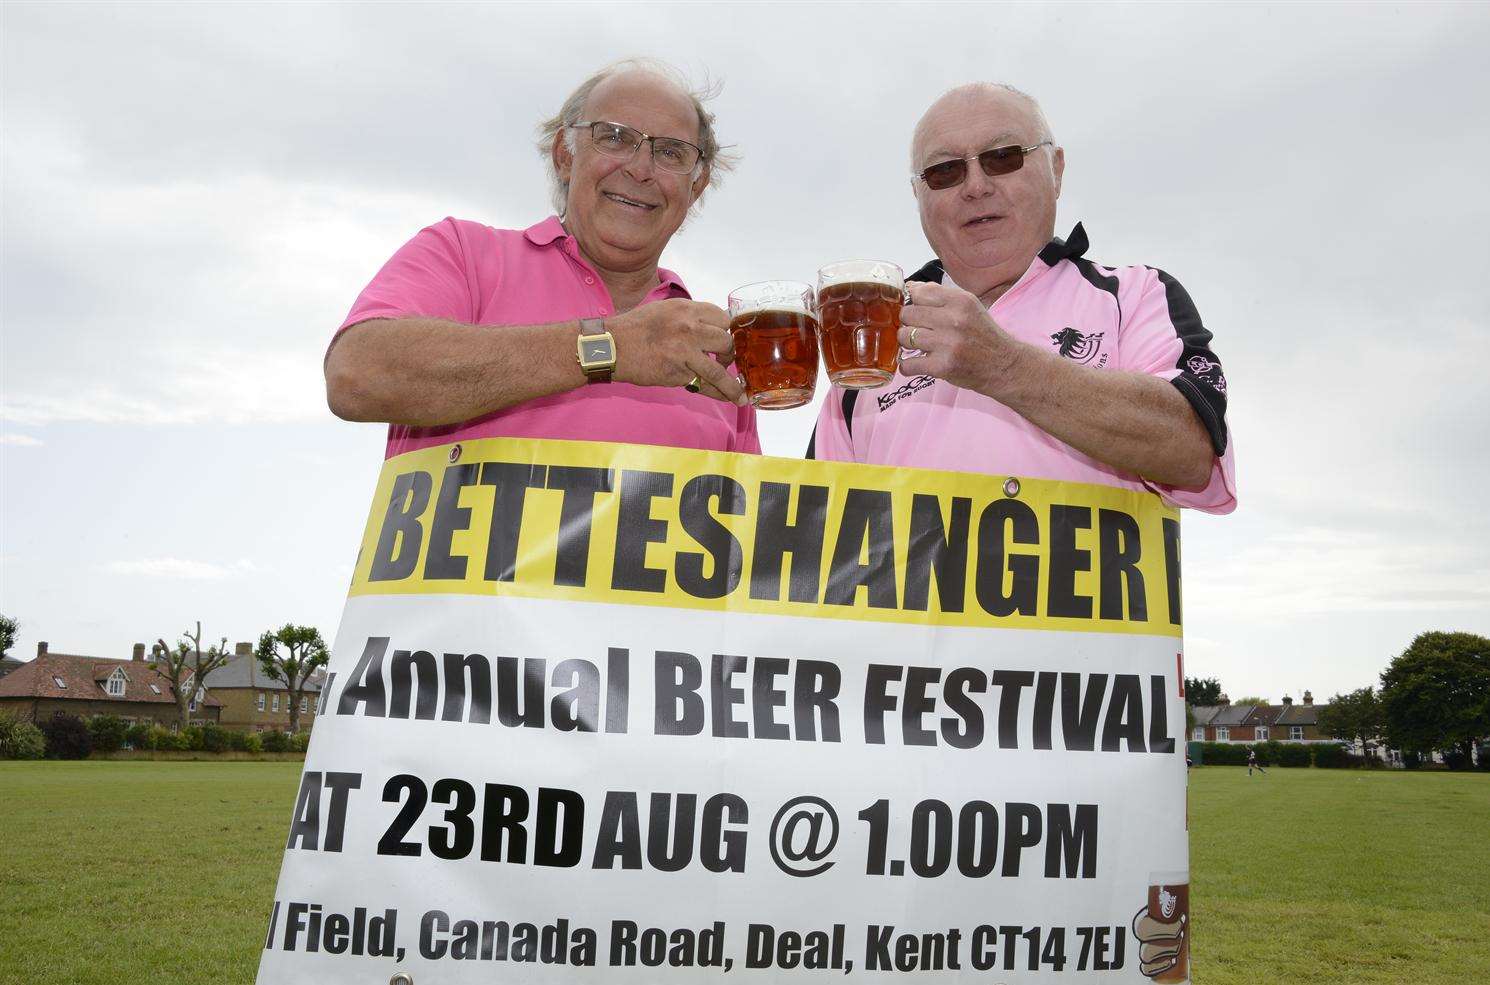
198, 644, 322, 733
1273, 692, 1329, 742
1191, 691, 1332, 744
0, 641, 221, 726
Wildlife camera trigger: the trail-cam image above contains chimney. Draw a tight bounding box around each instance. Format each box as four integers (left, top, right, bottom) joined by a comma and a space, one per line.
37, 641, 48, 657
1218, 692, 1230, 705
132, 643, 145, 662
1282, 695, 1293, 706
235, 641, 252, 657
1303, 690, 1314, 705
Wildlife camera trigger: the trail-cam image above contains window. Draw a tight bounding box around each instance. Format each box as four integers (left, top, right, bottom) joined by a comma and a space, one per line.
52, 676, 68, 689
300, 696, 308, 713
272, 694, 279, 713
1291, 725, 1304, 741
105, 669, 126, 697
257, 693, 265, 712
1256, 726, 1269, 741
1217, 726, 1230, 742
1192, 727, 1204, 741
148, 683, 161, 695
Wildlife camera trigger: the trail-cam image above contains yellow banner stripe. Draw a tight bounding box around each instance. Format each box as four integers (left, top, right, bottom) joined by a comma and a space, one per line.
349, 437, 1182, 638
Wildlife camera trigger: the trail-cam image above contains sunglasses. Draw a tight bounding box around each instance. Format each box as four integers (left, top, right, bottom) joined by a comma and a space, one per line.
914, 140, 1054, 191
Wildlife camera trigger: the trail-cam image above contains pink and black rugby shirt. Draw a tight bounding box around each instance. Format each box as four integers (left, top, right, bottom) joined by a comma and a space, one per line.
808, 223, 1236, 514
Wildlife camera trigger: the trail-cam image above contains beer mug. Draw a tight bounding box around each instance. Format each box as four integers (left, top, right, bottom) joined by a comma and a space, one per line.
727, 280, 819, 409
815, 260, 904, 389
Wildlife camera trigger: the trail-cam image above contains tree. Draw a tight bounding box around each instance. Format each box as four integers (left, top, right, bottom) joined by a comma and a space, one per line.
1231, 695, 1267, 706
0, 613, 17, 657
1317, 687, 1385, 766
1185, 677, 1222, 706
153, 622, 232, 730
1379, 631, 1490, 767
256, 624, 329, 734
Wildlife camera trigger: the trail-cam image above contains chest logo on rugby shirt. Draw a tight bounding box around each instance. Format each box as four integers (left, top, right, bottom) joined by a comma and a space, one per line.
1050, 327, 1107, 366
876, 374, 936, 411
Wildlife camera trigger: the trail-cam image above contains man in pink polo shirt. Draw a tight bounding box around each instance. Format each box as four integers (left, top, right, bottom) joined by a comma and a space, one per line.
810, 83, 1235, 515
325, 60, 759, 459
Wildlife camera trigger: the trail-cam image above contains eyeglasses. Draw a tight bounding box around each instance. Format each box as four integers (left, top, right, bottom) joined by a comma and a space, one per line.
568, 121, 704, 175
913, 140, 1054, 191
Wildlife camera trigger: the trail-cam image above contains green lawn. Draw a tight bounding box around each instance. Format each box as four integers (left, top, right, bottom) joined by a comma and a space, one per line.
0, 763, 1486, 983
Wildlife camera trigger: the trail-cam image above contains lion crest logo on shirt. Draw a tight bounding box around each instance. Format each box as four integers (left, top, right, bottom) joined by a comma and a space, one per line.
1051, 327, 1106, 366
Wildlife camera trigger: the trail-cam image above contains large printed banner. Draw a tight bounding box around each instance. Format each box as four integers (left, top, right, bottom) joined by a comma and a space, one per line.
257, 437, 1192, 984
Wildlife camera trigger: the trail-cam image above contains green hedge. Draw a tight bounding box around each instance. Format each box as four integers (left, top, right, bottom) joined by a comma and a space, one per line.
260, 730, 290, 753
87, 715, 129, 753
0, 714, 47, 759
1312, 743, 1352, 768
39, 715, 92, 759
124, 722, 154, 750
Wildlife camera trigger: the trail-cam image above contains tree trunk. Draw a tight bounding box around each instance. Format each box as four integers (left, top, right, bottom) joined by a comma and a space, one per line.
288, 685, 301, 733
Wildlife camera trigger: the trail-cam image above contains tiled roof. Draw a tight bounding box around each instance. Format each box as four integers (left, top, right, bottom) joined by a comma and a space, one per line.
1276, 704, 1322, 726
1190, 705, 1223, 726
0, 653, 221, 706
198, 653, 324, 692
1210, 704, 1256, 727
1244, 704, 1286, 726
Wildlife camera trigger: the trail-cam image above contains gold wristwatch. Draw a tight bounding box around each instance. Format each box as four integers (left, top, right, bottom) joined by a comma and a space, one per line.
576, 317, 616, 383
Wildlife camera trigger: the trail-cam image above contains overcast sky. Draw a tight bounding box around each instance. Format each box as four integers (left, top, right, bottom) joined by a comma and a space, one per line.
2, 2, 1487, 704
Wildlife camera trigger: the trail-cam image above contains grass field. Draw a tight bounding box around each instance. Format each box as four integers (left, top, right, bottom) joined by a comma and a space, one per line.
1, 762, 1487, 983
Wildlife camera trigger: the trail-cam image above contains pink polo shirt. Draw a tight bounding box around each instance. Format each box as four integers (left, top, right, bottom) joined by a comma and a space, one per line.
809, 224, 1236, 514
336, 216, 760, 459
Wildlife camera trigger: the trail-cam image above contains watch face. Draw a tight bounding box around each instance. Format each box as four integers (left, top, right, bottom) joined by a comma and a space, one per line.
583, 338, 615, 363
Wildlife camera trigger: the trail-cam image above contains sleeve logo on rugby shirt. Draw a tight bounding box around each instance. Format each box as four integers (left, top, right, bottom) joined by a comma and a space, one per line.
1186, 355, 1227, 395
1051, 327, 1108, 367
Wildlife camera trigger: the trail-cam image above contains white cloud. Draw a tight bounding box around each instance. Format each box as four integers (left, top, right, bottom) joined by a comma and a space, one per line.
0, 433, 44, 446
103, 557, 263, 581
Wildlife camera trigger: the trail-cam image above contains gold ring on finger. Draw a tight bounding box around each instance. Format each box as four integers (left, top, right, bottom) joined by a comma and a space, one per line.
909, 326, 920, 349
685, 375, 701, 393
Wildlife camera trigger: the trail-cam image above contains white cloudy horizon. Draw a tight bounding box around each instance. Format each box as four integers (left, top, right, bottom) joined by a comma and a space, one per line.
3, 2, 1488, 705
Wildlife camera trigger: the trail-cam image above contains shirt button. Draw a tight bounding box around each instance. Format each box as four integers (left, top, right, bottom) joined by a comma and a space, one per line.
584, 276, 595, 285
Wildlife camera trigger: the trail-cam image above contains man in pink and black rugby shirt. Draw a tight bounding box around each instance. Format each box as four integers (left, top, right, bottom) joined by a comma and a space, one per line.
809, 84, 1235, 516
325, 60, 757, 459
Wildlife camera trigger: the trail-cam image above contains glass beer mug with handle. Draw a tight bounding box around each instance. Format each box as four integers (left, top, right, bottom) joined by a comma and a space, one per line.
727, 280, 820, 410
815, 259, 905, 389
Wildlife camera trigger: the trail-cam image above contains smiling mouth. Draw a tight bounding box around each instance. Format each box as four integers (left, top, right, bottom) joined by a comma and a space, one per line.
964, 214, 1004, 227
603, 192, 658, 211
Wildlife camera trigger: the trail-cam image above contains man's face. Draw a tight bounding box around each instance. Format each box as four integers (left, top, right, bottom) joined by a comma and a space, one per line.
554, 72, 708, 271
912, 89, 1064, 299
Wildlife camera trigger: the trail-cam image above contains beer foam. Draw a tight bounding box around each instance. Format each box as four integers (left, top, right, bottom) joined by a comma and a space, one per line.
729, 281, 813, 315
817, 260, 904, 289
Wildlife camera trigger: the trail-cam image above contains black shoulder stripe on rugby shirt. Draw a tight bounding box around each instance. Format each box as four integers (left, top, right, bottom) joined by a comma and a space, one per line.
1072, 256, 1122, 326
1152, 267, 1228, 456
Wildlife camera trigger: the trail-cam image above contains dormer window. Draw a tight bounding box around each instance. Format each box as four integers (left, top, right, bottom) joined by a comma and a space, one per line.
105, 668, 128, 697
53, 676, 68, 689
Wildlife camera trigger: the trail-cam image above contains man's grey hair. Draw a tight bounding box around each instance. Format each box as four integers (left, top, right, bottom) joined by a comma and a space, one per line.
536, 58, 737, 215
910, 82, 1057, 171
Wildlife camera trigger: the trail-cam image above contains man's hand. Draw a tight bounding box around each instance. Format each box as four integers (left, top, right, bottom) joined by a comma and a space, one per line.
897, 281, 1023, 397
895, 280, 1215, 490
1131, 904, 1187, 980
607, 299, 746, 405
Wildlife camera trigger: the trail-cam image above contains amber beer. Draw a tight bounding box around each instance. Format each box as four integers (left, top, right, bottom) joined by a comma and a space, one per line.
727, 281, 819, 409
816, 261, 904, 389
